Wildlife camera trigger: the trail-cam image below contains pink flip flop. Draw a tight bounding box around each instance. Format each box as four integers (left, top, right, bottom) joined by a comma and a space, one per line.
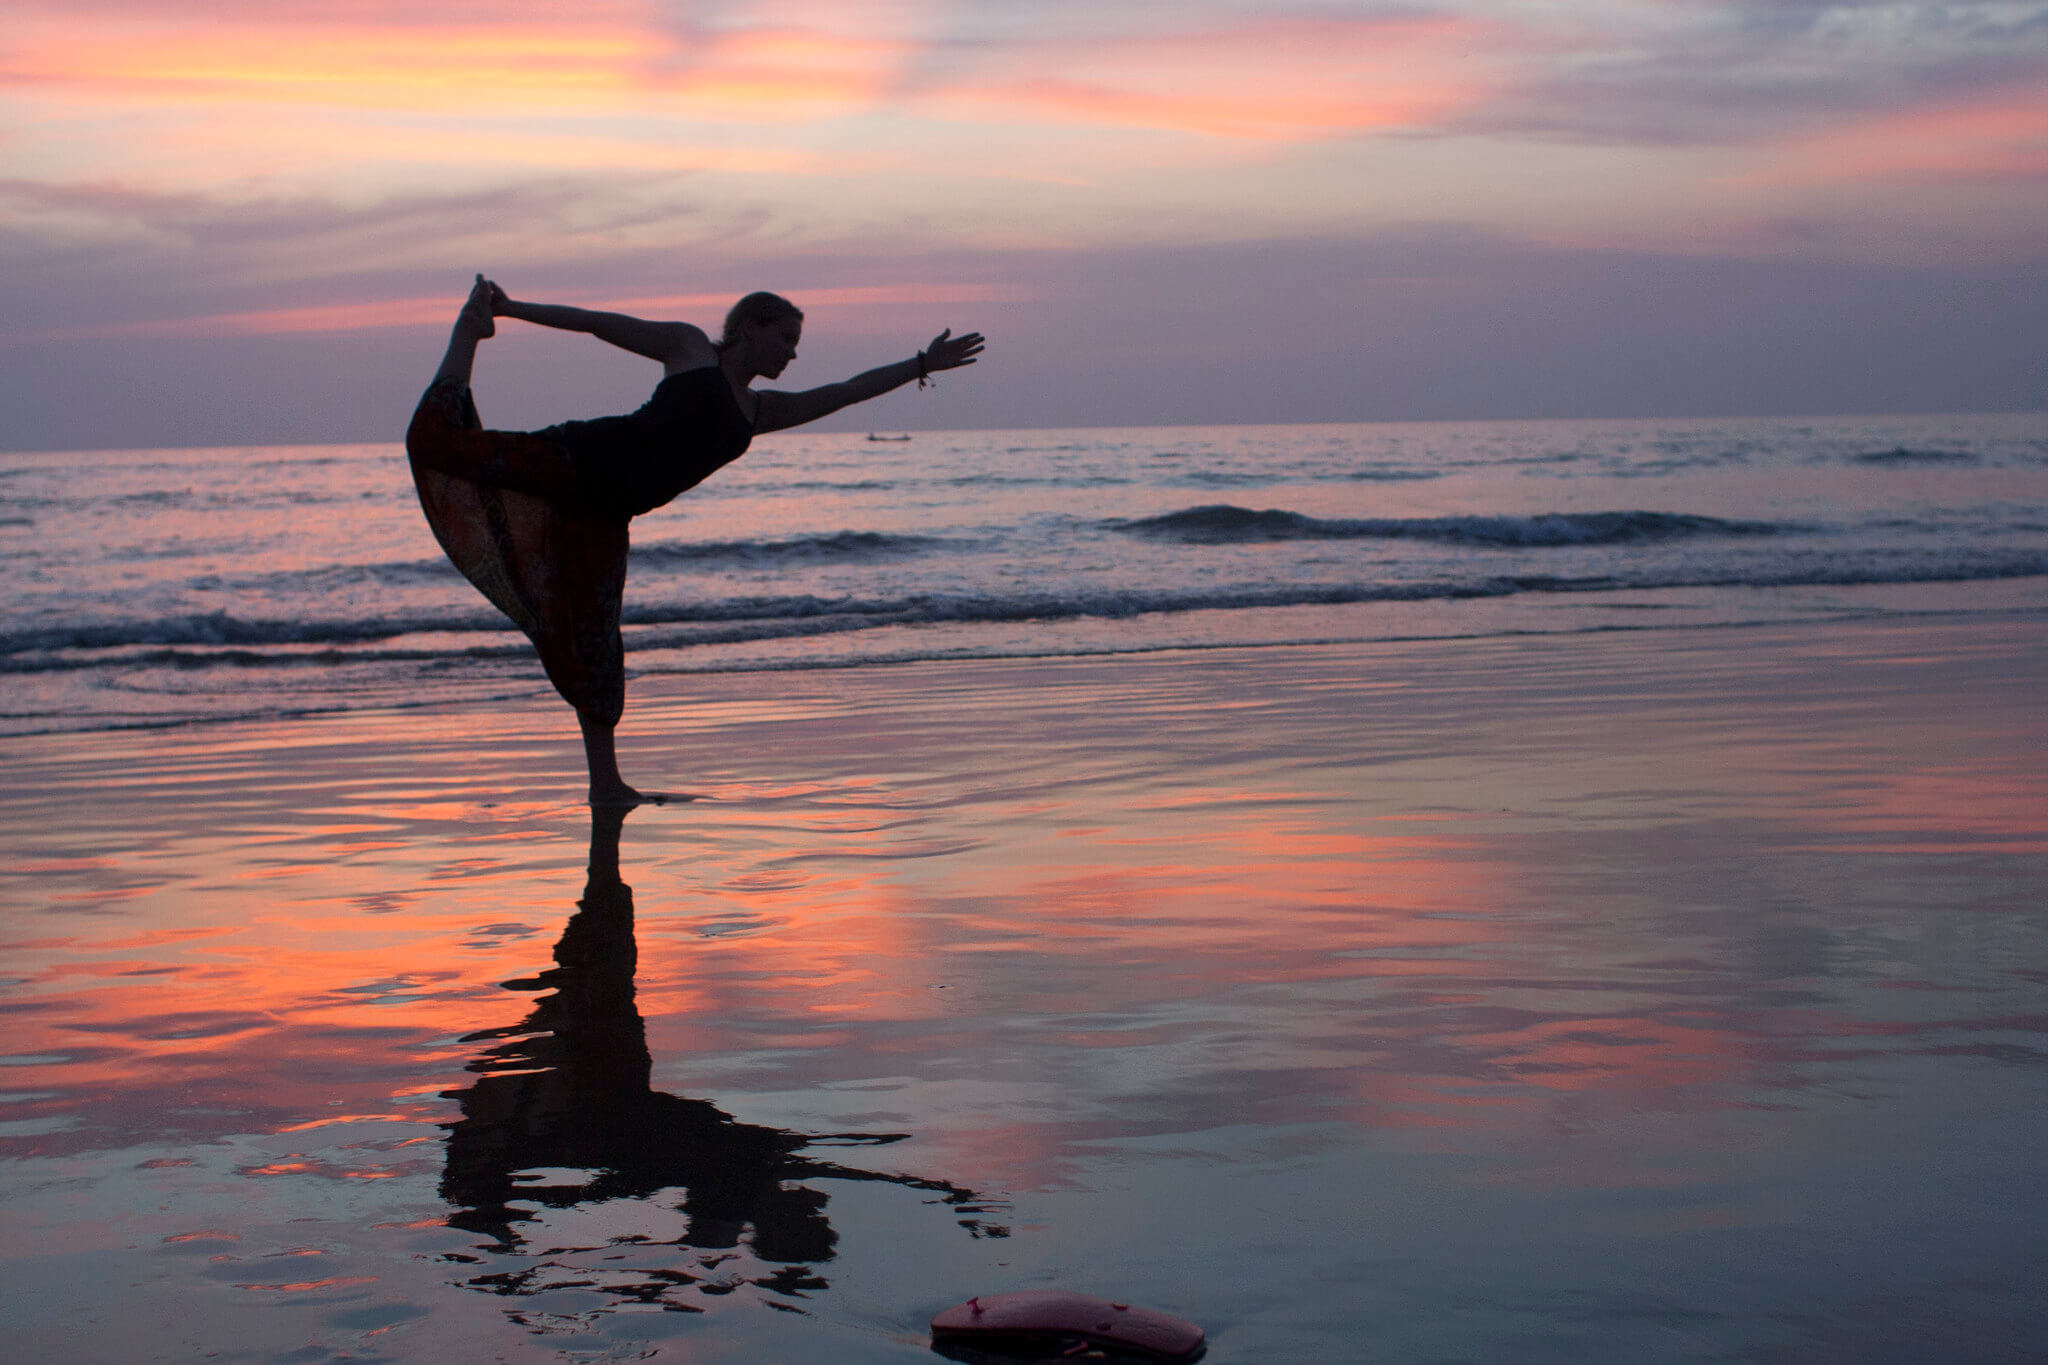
931, 1290, 1206, 1361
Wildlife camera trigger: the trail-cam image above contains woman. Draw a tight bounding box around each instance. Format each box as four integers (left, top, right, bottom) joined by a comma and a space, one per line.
406, 275, 985, 804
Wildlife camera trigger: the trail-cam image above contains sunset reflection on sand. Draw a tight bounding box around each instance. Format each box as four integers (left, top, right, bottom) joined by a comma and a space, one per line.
3, 619, 2045, 1361
438, 803, 998, 1322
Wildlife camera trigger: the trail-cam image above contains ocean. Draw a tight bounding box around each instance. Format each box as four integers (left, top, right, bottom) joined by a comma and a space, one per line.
3, 408, 2045, 737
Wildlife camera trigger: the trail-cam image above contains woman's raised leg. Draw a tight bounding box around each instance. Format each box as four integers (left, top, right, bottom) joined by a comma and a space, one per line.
408, 277, 582, 501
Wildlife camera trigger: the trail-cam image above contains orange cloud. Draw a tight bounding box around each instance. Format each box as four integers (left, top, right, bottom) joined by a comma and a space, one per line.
672, 26, 912, 116
3, 18, 646, 109
4, 8, 1497, 141
1748, 87, 2048, 186
0, 14, 914, 118
951, 76, 1457, 142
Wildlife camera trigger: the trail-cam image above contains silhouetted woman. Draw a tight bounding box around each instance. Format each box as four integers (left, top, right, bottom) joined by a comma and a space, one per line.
406, 275, 985, 803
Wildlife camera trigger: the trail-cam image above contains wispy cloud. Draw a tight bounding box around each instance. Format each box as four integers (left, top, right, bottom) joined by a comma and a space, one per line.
2, 282, 1035, 344
1459, 1, 2048, 146
0, 7, 916, 118
7, 1, 2045, 144
916, 14, 1502, 140
1744, 85, 2048, 185
0, 176, 737, 284
13, 295, 467, 342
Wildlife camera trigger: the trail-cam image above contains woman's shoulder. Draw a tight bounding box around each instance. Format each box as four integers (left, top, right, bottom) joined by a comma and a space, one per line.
656, 363, 723, 384
655, 324, 718, 371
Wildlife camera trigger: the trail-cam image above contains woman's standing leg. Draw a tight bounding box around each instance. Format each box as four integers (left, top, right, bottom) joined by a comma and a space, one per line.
578, 712, 639, 805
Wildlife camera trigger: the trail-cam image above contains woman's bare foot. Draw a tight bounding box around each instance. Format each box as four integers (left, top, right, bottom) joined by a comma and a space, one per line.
589, 779, 656, 807
588, 782, 697, 807
456, 272, 496, 340
579, 711, 683, 807
429, 274, 498, 387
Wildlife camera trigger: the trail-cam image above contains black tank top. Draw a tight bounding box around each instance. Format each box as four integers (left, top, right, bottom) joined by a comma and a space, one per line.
540, 367, 755, 521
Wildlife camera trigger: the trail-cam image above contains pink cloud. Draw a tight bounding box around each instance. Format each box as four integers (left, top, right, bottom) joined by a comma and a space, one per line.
1746, 86, 2048, 186
4, 283, 1035, 343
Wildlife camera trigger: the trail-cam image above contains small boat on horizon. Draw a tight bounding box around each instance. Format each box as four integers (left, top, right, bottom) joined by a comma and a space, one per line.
866, 433, 912, 442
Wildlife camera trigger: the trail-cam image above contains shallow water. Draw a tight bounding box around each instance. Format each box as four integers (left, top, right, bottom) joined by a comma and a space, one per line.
3, 620, 2046, 1362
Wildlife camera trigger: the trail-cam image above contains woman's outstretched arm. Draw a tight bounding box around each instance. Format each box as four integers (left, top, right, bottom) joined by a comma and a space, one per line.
485, 281, 715, 371
753, 329, 985, 434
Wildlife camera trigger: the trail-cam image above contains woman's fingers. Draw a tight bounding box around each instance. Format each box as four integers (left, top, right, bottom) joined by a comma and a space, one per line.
927, 329, 986, 370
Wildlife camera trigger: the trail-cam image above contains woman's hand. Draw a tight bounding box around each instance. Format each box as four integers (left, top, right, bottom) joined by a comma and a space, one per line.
922, 328, 986, 372
481, 276, 512, 317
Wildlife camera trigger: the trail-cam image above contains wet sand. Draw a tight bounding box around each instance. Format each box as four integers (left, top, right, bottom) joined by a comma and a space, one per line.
3, 617, 2046, 1364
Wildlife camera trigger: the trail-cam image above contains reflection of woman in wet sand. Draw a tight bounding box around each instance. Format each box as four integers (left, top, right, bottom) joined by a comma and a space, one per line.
407, 276, 986, 804
440, 804, 993, 1279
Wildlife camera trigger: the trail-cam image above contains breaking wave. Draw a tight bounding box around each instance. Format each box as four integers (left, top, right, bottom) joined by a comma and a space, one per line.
1110, 505, 1791, 546
1852, 448, 1980, 466
631, 530, 951, 567
9, 548, 2043, 673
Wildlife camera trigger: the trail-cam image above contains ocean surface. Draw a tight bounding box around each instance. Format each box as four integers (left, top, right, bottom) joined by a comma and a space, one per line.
3, 408, 2046, 735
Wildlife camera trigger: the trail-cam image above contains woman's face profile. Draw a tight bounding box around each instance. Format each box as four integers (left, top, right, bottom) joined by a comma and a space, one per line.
750, 317, 801, 378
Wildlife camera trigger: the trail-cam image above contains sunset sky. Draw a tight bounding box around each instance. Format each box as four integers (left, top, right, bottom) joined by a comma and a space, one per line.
3, 0, 2045, 448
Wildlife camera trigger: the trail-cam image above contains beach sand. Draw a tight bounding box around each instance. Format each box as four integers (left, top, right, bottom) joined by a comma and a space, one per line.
3, 616, 2045, 1363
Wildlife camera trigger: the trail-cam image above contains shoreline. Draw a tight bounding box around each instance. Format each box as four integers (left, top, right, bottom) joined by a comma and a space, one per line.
5, 606, 2043, 775
6, 612, 2043, 837
11, 593, 2047, 745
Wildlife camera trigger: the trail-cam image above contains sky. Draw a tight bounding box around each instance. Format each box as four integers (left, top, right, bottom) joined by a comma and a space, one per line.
2, 0, 2045, 449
